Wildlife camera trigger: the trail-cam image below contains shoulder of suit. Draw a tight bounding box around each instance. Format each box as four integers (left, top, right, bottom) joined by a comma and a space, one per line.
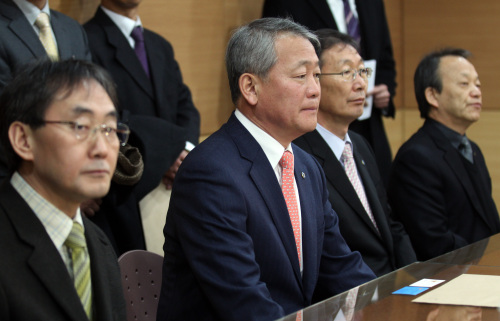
143, 28, 174, 47
49, 9, 81, 26
294, 144, 321, 170
394, 129, 441, 164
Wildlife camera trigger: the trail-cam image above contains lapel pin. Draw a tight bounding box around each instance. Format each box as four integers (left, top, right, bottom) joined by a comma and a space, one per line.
301, 172, 306, 179
361, 160, 366, 165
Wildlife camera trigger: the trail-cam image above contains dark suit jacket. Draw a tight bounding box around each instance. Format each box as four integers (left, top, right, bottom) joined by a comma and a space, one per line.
388, 120, 500, 261
84, 8, 200, 254
0, 0, 91, 91
262, 0, 395, 185
294, 130, 416, 276
157, 114, 375, 321
0, 0, 91, 178
0, 180, 126, 321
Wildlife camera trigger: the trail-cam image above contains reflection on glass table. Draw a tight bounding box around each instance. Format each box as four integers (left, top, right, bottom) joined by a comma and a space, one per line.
277, 262, 500, 321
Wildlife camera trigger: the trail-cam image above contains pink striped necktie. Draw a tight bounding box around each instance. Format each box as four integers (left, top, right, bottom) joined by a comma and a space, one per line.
342, 142, 379, 232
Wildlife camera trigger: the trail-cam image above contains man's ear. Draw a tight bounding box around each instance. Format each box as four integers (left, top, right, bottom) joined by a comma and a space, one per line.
9, 121, 34, 162
239, 73, 261, 106
425, 87, 439, 109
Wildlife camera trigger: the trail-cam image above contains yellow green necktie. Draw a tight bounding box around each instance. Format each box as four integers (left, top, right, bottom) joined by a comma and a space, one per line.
34, 12, 59, 60
65, 222, 92, 319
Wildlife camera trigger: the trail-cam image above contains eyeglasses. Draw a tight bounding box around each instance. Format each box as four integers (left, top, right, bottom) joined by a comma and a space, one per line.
43, 120, 130, 146
320, 68, 373, 81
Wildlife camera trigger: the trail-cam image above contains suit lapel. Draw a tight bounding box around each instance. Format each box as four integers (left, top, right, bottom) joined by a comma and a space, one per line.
143, 30, 170, 118
424, 122, 489, 225
293, 152, 319, 296
352, 144, 392, 242
50, 11, 71, 59
2, 1, 46, 58
305, 0, 338, 29
95, 8, 154, 99
227, 115, 303, 286
0, 182, 88, 321
84, 218, 116, 321
303, 131, 379, 235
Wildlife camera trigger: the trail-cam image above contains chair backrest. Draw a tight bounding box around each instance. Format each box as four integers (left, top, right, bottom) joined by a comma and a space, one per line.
118, 250, 164, 321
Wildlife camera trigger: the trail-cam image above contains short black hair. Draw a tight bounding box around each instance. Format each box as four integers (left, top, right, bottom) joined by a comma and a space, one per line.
314, 29, 360, 67
0, 58, 117, 172
414, 48, 471, 118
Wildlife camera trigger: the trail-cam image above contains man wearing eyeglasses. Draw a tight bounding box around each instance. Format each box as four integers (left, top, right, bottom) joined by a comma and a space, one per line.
294, 29, 416, 277
0, 59, 126, 321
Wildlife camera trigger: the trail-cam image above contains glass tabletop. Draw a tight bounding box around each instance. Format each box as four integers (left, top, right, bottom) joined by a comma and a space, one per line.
278, 261, 500, 321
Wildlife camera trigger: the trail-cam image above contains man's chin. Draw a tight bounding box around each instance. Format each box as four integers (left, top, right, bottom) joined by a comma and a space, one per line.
84, 184, 111, 200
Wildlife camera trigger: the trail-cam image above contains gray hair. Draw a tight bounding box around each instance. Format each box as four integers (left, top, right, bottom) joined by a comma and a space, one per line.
225, 17, 320, 104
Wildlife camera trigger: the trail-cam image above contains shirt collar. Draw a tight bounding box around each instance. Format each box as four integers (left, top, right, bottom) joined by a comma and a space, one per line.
101, 6, 142, 41
13, 0, 51, 27
10, 172, 84, 251
234, 109, 293, 170
427, 118, 465, 150
316, 123, 352, 161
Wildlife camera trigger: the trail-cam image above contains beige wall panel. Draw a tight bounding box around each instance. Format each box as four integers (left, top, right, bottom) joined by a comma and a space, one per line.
50, 0, 98, 22
403, 0, 500, 110
383, 0, 403, 109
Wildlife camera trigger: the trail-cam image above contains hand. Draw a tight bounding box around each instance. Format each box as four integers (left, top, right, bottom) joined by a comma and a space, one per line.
367, 84, 390, 109
162, 150, 189, 190
80, 199, 102, 217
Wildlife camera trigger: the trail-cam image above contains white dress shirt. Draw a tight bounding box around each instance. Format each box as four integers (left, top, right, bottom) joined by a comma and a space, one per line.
235, 109, 303, 271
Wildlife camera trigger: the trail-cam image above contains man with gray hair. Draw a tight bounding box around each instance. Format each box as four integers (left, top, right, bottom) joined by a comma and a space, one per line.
156, 17, 375, 321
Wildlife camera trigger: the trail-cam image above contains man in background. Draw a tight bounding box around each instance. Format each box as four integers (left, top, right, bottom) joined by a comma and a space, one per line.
388, 48, 500, 260
83, 0, 200, 254
157, 18, 375, 321
0, 59, 126, 321
263, 0, 396, 186
0, 0, 91, 178
294, 29, 415, 277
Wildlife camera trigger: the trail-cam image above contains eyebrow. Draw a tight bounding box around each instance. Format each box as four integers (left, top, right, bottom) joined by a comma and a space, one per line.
71, 106, 118, 119
294, 59, 320, 69
337, 58, 364, 66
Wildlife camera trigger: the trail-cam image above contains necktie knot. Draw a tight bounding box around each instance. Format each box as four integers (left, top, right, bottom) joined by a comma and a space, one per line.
35, 12, 50, 30
342, 142, 354, 161
65, 222, 86, 250
280, 151, 294, 171
131, 26, 144, 44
